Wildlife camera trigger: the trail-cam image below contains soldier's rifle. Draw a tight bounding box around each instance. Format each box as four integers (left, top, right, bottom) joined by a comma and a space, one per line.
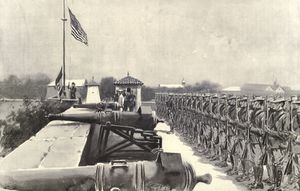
235, 97, 239, 133
244, 97, 251, 145
263, 99, 294, 141
228, 98, 261, 137
247, 97, 251, 139
207, 95, 220, 145
283, 98, 295, 175
230, 97, 285, 140
224, 97, 239, 141
198, 95, 204, 143
216, 95, 221, 145
209, 95, 213, 144
224, 96, 230, 152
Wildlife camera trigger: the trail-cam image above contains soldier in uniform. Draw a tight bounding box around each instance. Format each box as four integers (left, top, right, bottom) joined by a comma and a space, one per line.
235, 97, 251, 182
186, 95, 195, 141
191, 95, 199, 144
216, 94, 229, 167
266, 98, 290, 191
288, 100, 300, 189
68, 82, 77, 99
209, 95, 220, 161
157, 93, 165, 119
173, 94, 181, 131
226, 96, 239, 175
261, 97, 276, 186
202, 94, 212, 155
196, 95, 206, 153
181, 95, 189, 136
166, 94, 175, 131
247, 96, 265, 189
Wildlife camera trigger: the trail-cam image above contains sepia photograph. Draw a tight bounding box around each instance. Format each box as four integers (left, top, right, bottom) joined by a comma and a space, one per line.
0, 0, 300, 190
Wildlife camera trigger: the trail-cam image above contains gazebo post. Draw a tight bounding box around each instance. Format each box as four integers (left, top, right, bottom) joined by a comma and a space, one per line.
136, 85, 142, 111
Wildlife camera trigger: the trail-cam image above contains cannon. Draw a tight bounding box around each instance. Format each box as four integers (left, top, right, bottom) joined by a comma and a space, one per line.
0, 152, 211, 191
73, 102, 119, 111
48, 110, 160, 130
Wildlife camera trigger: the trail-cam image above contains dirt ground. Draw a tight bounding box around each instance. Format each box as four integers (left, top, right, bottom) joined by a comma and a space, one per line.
156, 123, 253, 191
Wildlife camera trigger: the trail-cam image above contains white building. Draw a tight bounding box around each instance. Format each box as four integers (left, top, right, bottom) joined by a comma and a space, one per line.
158, 79, 186, 89
222, 82, 292, 96
222, 86, 241, 95
85, 79, 101, 103
114, 73, 143, 112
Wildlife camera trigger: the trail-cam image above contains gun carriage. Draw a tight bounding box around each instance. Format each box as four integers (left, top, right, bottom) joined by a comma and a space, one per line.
0, 101, 212, 191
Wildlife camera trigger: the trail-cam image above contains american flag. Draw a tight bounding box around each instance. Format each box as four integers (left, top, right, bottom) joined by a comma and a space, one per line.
55, 67, 64, 96
68, 8, 88, 45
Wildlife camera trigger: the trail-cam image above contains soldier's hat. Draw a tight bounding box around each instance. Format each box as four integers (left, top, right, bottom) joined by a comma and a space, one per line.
272, 97, 285, 103
239, 96, 248, 101
292, 96, 300, 105
253, 96, 264, 102
271, 98, 286, 104
228, 95, 236, 100
220, 94, 227, 99
292, 100, 300, 104
212, 94, 218, 98
200, 94, 206, 99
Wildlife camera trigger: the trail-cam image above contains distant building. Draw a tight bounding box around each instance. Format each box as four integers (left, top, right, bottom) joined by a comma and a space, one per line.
114, 73, 144, 112
158, 84, 184, 88
159, 79, 186, 89
222, 86, 241, 95
222, 81, 293, 96
241, 83, 274, 96
289, 85, 300, 96
241, 82, 291, 96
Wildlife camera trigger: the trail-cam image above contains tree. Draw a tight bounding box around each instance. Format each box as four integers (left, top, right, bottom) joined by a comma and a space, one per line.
191, 80, 221, 93
32, 73, 51, 85
4, 75, 22, 86
141, 86, 155, 101
100, 77, 116, 100
0, 98, 72, 151
0, 73, 51, 100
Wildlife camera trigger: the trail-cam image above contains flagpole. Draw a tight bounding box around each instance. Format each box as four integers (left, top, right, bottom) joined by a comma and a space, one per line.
62, 0, 67, 96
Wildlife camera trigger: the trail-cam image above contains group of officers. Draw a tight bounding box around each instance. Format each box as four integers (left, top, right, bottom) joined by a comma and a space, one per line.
155, 93, 300, 191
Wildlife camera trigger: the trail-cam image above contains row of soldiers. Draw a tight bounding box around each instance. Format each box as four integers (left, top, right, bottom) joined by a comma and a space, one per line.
155, 93, 300, 191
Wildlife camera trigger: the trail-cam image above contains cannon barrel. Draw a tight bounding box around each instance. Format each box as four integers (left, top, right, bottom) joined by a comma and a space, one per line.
73, 102, 118, 111
0, 166, 97, 191
48, 111, 159, 130
197, 173, 212, 184
0, 152, 211, 191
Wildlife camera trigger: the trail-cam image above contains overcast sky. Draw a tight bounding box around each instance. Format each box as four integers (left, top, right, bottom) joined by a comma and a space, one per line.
0, 0, 300, 88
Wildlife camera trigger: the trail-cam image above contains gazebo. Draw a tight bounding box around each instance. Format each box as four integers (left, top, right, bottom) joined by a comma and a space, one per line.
114, 73, 143, 111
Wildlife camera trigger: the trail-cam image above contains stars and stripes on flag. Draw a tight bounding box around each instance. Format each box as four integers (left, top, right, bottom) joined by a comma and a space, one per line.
68, 8, 88, 45
55, 67, 64, 96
